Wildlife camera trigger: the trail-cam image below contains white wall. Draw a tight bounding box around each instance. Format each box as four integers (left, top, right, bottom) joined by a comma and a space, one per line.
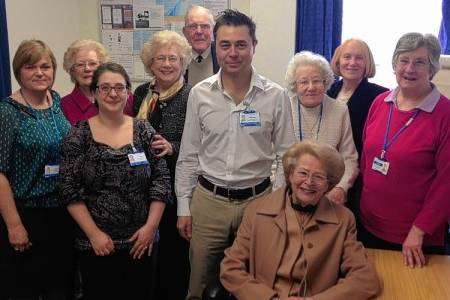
6, 0, 295, 96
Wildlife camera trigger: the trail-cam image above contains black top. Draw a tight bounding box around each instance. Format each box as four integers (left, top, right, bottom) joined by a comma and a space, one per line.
59, 119, 171, 251
327, 78, 388, 157
133, 83, 191, 195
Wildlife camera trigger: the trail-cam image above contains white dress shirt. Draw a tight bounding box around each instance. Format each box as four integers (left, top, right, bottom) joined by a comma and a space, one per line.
176, 68, 295, 216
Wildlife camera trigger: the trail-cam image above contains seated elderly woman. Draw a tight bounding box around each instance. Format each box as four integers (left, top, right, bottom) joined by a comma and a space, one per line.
285, 51, 359, 204
61, 39, 134, 125
220, 141, 380, 300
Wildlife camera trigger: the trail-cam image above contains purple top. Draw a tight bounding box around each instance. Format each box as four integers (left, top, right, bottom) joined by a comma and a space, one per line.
61, 87, 135, 125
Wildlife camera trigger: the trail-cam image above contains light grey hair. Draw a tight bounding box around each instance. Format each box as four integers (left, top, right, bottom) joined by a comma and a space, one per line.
285, 51, 334, 94
184, 5, 214, 25
392, 32, 441, 79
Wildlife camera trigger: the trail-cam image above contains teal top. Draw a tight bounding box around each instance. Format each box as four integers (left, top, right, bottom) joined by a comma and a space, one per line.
0, 90, 71, 208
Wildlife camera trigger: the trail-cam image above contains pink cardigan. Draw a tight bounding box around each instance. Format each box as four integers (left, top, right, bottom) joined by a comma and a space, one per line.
360, 87, 450, 246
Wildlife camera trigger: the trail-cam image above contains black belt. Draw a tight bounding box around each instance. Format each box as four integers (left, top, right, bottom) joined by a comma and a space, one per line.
198, 175, 271, 201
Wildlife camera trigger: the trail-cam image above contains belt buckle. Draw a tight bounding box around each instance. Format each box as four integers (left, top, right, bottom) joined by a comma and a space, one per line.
227, 188, 239, 201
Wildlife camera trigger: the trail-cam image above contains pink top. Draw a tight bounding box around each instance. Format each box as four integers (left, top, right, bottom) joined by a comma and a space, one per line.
360, 87, 450, 246
61, 87, 135, 125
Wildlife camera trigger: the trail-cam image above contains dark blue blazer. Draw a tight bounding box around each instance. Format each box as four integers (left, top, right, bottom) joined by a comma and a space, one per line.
327, 78, 388, 157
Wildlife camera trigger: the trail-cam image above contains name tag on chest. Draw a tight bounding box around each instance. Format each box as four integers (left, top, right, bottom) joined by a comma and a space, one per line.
128, 152, 149, 166
44, 164, 59, 178
372, 157, 389, 175
239, 110, 261, 127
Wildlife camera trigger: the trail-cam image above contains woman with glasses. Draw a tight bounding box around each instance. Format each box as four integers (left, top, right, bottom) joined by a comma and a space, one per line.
133, 29, 192, 300
61, 39, 134, 125
285, 51, 359, 205
359, 33, 450, 266
220, 141, 380, 300
0, 39, 74, 299
59, 62, 171, 299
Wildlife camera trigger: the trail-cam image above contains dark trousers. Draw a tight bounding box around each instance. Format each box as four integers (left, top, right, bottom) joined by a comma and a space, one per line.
0, 208, 75, 299
79, 249, 154, 300
155, 202, 190, 300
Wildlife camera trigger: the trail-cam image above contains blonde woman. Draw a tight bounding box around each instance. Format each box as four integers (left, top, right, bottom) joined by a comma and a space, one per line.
61, 39, 134, 125
133, 30, 192, 299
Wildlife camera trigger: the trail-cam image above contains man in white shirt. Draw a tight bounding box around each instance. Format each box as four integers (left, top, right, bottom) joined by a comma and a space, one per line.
183, 6, 219, 86
176, 9, 295, 299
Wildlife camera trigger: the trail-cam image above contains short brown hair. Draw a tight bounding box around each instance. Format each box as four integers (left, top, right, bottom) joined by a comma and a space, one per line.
282, 141, 344, 191
330, 38, 376, 78
12, 39, 57, 86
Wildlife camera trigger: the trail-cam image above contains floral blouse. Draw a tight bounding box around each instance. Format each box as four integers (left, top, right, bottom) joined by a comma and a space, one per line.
59, 119, 171, 251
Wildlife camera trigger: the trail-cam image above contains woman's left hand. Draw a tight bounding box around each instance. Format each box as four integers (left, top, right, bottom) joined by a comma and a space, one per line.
151, 134, 173, 157
326, 187, 346, 204
402, 225, 426, 268
128, 223, 157, 259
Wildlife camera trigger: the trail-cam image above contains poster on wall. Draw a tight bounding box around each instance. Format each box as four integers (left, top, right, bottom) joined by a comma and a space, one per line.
100, 0, 230, 80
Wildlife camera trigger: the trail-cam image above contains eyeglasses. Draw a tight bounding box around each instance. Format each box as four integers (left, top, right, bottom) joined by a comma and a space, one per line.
185, 23, 211, 31
295, 168, 328, 185
96, 84, 127, 95
72, 61, 100, 70
296, 78, 325, 88
397, 58, 429, 70
153, 55, 180, 64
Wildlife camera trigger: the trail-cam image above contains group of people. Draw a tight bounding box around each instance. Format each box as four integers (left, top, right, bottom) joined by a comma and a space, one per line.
0, 5, 448, 300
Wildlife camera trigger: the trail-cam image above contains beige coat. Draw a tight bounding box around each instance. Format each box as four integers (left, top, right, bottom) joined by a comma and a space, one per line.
220, 188, 380, 300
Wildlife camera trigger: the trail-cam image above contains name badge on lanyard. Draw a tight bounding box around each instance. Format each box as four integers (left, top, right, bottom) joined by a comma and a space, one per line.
128, 152, 149, 166
371, 157, 390, 175
372, 101, 420, 176
239, 110, 261, 127
44, 164, 59, 178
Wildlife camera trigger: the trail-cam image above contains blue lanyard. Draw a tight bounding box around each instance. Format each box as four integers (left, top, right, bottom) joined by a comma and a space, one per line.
381, 102, 420, 159
297, 100, 323, 141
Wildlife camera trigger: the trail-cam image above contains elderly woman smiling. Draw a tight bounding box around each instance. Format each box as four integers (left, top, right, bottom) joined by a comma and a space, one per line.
220, 141, 380, 300
61, 39, 134, 125
359, 33, 450, 267
285, 51, 359, 205
133, 30, 192, 299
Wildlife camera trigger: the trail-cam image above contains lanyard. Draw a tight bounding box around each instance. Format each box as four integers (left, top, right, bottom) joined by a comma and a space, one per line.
297, 100, 323, 141
21, 90, 62, 145
381, 102, 420, 159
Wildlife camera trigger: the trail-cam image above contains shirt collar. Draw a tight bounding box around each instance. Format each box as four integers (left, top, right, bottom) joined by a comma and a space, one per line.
207, 66, 265, 92
384, 84, 441, 113
71, 87, 95, 112
194, 46, 211, 61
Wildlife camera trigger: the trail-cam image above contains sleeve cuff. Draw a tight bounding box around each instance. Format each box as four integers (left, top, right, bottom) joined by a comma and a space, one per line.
177, 197, 191, 216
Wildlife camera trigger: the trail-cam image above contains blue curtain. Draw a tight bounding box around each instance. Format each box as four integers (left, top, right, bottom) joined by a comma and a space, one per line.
295, 0, 343, 61
0, 0, 11, 99
439, 0, 450, 54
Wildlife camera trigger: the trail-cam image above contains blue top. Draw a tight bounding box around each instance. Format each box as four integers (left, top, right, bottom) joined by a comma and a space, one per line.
0, 90, 71, 208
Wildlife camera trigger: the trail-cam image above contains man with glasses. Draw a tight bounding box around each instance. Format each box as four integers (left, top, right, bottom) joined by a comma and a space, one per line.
176, 9, 295, 299
183, 6, 219, 86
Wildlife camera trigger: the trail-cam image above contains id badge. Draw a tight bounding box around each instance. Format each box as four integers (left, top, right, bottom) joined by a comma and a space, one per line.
372, 157, 389, 175
44, 164, 59, 178
239, 110, 261, 127
128, 152, 149, 166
